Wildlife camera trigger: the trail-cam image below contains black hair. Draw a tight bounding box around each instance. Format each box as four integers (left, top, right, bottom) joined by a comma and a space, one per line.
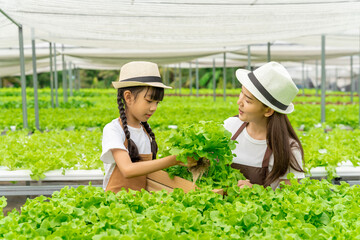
265, 111, 304, 186
117, 86, 164, 162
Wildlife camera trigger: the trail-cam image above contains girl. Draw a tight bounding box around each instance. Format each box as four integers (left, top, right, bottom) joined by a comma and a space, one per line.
101, 61, 195, 193
224, 61, 305, 190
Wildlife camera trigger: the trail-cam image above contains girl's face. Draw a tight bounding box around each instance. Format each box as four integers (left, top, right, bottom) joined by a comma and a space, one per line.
237, 86, 271, 123
126, 88, 160, 123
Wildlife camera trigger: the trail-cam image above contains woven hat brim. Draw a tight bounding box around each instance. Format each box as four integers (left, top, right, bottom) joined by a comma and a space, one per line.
112, 81, 172, 89
236, 69, 294, 114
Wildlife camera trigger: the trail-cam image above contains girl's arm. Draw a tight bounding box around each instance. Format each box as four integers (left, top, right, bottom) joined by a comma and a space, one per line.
111, 148, 191, 178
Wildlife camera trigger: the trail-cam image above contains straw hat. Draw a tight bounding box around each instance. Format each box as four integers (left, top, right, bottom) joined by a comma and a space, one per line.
112, 61, 171, 89
236, 61, 298, 114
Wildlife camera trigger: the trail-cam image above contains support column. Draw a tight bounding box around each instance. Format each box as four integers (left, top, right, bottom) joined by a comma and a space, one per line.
334, 68, 338, 91
19, 25, 28, 128
77, 67, 81, 90
358, 27, 360, 127
62, 45, 68, 103
306, 66, 309, 93
49, 43, 54, 108
189, 62, 193, 96
179, 63, 182, 95
165, 67, 169, 86
302, 61, 305, 96
267, 42, 271, 62
223, 52, 226, 101
68, 62, 73, 97
0, 10, 27, 128
350, 55, 354, 103
247, 45, 251, 70
31, 29, 39, 130
232, 68, 235, 89
196, 59, 199, 97
321, 35, 326, 123
54, 44, 59, 107
213, 58, 216, 102
315, 60, 319, 96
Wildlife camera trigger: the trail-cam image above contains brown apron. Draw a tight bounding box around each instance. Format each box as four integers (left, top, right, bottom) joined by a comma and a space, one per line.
230, 122, 272, 187
105, 118, 153, 193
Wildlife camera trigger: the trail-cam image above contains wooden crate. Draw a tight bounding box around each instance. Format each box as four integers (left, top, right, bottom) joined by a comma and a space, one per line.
146, 170, 224, 195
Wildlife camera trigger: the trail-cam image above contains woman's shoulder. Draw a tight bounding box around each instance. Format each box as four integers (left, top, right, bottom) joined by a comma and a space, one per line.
223, 116, 244, 131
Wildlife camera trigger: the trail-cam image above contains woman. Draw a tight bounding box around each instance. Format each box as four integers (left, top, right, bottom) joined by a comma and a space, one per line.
224, 61, 305, 190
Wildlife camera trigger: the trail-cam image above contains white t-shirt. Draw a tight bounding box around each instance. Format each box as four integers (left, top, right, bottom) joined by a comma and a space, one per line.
100, 118, 151, 190
223, 117, 305, 190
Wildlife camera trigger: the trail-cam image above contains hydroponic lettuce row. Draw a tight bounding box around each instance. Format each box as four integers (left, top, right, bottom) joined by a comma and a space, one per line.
1, 121, 360, 182
1, 88, 360, 181
1, 88, 360, 131
0, 129, 102, 180
1, 177, 360, 239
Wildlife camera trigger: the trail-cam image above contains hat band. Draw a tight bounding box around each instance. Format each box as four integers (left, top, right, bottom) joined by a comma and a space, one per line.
122, 76, 162, 83
248, 72, 288, 111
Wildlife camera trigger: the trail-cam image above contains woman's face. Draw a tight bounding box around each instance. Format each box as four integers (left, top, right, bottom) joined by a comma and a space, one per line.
237, 86, 269, 123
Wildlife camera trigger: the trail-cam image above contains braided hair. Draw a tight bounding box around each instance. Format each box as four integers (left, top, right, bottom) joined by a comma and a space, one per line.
117, 86, 164, 162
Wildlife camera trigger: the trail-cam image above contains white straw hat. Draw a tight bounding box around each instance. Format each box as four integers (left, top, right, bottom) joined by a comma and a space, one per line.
112, 61, 172, 89
236, 61, 298, 114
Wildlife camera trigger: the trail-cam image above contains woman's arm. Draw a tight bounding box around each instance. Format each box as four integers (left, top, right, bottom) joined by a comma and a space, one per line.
111, 148, 194, 178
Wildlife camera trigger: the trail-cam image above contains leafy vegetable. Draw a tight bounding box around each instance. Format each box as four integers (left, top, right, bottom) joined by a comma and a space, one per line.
162, 121, 244, 189
2, 180, 360, 238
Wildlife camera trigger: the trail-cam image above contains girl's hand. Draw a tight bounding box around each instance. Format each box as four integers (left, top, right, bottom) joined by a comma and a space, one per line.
177, 157, 198, 167
237, 179, 253, 189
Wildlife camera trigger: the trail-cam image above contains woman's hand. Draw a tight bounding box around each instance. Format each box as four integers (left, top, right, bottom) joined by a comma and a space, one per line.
237, 179, 253, 189
177, 156, 198, 167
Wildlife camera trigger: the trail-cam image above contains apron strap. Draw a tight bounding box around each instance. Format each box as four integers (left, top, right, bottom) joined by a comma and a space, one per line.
118, 117, 152, 149
231, 120, 272, 182
231, 122, 248, 140
262, 146, 272, 168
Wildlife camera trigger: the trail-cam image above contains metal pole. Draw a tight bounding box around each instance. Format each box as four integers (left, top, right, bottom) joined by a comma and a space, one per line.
334, 68, 338, 91
350, 55, 353, 103
223, 52, 226, 101
189, 62, 192, 96
174, 66, 179, 93
31, 29, 39, 130
0, 77, 2, 88
68, 61, 73, 97
165, 67, 169, 86
72, 65, 77, 90
54, 44, 59, 107
19, 25, 28, 128
77, 68, 81, 90
62, 45, 68, 103
232, 68, 235, 89
2, 9, 29, 128
74, 66, 78, 90
196, 59, 199, 97
267, 42, 271, 62
179, 63, 182, 95
315, 60, 319, 96
306, 66, 309, 93
358, 27, 360, 128
321, 35, 326, 123
213, 58, 216, 102
49, 43, 54, 108
247, 45, 251, 70
302, 61, 305, 96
